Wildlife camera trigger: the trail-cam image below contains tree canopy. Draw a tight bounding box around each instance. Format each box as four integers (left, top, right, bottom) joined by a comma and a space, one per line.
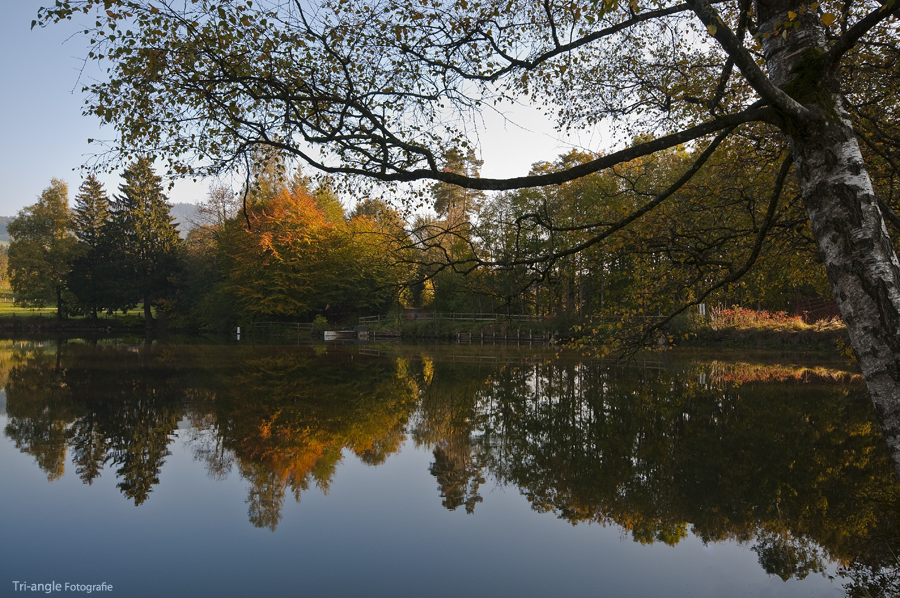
34, 0, 900, 475
31, 0, 897, 187
218, 175, 406, 320
69, 174, 111, 319
8, 179, 77, 317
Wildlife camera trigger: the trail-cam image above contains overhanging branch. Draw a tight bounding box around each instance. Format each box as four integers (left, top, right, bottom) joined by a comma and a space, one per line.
634, 150, 794, 346
306, 106, 775, 190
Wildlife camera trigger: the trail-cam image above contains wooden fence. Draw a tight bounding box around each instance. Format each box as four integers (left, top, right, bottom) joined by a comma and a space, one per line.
359, 312, 543, 324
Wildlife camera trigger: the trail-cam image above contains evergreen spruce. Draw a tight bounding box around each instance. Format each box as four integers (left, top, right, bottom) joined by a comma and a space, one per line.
69, 175, 111, 319
103, 158, 184, 327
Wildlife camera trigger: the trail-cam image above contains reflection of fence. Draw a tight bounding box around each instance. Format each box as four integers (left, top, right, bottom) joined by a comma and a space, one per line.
434, 354, 667, 369
359, 313, 542, 324
358, 346, 395, 357
248, 322, 315, 336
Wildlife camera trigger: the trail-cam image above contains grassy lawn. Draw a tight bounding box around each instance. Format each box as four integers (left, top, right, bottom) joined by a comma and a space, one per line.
0, 284, 60, 317
0, 285, 157, 323
0, 299, 57, 317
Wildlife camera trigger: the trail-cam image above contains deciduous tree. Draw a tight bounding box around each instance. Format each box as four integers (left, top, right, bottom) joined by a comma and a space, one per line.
219, 183, 402, 320
7, 179, 77, 317
34, 0, 900, 473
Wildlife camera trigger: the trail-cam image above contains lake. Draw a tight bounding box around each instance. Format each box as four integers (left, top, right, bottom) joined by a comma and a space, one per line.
1, 339, 898, 597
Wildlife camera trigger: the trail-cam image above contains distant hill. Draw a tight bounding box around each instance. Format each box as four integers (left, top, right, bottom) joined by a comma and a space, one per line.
0, 203, 199, 242
169, 202, 199, 237
0, 217, 12, 243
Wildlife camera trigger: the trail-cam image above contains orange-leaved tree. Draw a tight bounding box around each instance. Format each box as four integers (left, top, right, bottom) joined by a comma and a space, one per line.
219, 185, 402, 321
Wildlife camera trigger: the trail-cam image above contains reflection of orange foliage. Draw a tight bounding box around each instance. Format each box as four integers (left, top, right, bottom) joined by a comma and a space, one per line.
707, 361, 862, 385
258, 418, 274, 439
241, 419, 332, 484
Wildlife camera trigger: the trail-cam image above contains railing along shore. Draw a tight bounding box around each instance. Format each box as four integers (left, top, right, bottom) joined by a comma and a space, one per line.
359, 312, 543, 324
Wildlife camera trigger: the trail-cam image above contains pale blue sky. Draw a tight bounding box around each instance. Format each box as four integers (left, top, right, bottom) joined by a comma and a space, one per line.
1, 2, 213, 215
1, 2, 102, 215
0, 2, 587, 217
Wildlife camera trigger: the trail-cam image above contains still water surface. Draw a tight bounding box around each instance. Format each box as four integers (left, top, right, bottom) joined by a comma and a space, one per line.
1, 339, 898, 597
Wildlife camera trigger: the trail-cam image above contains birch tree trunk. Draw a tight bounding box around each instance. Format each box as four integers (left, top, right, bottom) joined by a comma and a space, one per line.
758, 0, 900, 476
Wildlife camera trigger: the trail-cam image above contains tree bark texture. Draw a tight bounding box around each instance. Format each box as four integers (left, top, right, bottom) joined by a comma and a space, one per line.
759, 1, 900, 476
144, 299, 154, 328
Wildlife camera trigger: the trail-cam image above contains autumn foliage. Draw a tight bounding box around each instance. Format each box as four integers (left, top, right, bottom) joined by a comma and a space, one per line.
706, 306, 843, 332
218, 185, 402, 320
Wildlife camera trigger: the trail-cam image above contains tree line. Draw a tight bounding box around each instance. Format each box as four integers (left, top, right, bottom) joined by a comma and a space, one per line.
403, 141, 831, 330
33, 0, 900, 478
9, 142, 832, 331
6, 154, 408, 328
8, 158, 181, 326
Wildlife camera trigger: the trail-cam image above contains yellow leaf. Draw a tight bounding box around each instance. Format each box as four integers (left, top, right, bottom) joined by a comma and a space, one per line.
706, 24, 717, 36
787, 10, 797, 19
821, 12, 836, 26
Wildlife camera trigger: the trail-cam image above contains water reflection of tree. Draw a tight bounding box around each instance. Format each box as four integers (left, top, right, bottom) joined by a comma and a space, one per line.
66, 345, 182, 505
412, 358, 493, 514
414, 356, 900, 581
752, 530, 825, 582
4, 342, 183, 504
240, 460, 288, 532
184, 395, 233, 481
841, 556, 900, 598
69, 410, 109, 485
4, 348, 76, 481
5, 341, 900, 584
3, 343, 420, 527
102, 396, 180, 505
198, 349, 418, 529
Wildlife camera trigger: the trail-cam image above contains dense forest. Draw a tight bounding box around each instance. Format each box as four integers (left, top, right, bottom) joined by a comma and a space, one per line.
5, 142, 838, 336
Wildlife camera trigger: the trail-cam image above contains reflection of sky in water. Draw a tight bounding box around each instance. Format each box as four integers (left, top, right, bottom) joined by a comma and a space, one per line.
0, 415, 844, 598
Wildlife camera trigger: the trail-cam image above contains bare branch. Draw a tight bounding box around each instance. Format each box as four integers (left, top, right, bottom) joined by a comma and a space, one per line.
306, 106, 775, 190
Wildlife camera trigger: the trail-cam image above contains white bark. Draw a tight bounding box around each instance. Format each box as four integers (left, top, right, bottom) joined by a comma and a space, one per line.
758, 0, 900, 476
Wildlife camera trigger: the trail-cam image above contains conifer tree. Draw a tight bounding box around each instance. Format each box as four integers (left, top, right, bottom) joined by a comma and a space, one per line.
432, 148, 485, 224
69, 175, 111, 319
102, 157, 184, 326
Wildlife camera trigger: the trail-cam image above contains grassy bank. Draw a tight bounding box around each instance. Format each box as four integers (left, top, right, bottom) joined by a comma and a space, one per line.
670, 306, 849, 354
0, 298, 162, 332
